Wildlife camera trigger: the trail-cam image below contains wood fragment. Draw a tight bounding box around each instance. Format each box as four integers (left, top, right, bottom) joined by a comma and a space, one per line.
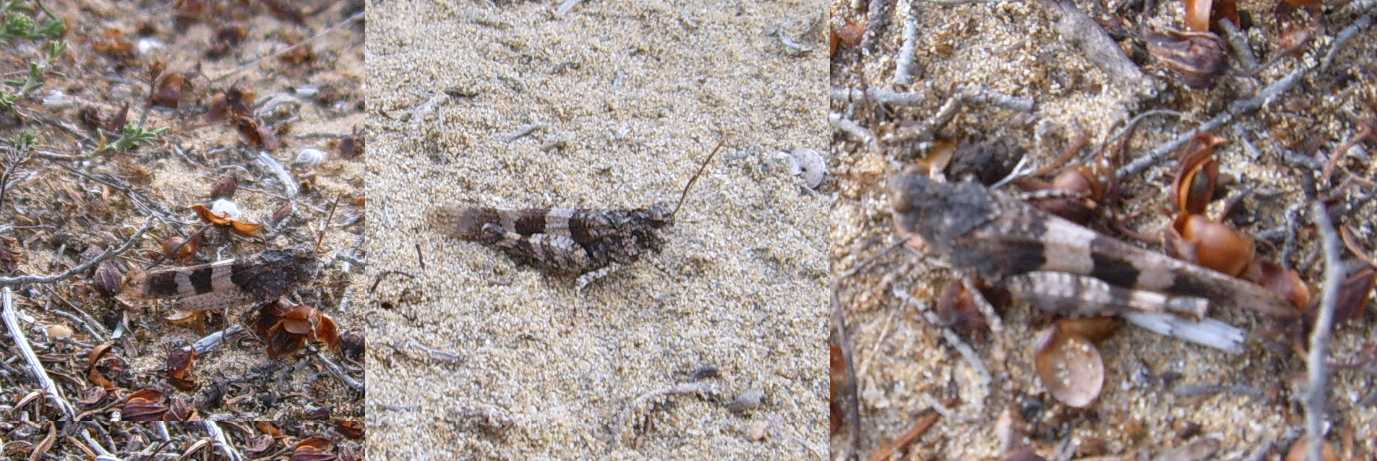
862, 0, 896, 53
894, 11, 919, 85
2, 288, 77, 419
866, 410, 940, 461
1039, 0, 1151, 90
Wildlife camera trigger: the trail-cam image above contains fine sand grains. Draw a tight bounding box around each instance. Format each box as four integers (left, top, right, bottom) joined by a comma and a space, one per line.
365, 0, 829, 458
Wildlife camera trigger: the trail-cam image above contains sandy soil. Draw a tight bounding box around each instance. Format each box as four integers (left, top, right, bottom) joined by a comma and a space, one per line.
364, 0, 828, 458
830, 0, 1376, 459
0, 0, 364, 439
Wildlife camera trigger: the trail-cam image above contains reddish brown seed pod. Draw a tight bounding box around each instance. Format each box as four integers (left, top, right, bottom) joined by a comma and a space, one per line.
150, 72, 190, 109
1033, 325, 1104, 408
1245, 260, 1311, 312
1184, 0, 1241, 32
1145, 29, 1229, 89
210, 174, 239, 199
1172, 133, 1224, 214
1169, 214, 1256, 277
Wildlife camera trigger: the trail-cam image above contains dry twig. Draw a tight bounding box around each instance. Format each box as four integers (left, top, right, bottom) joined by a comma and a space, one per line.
2, 287, 77, 419
1303, 199, 1345, 461
866, 410, 940, 461
0, 218, 153, 287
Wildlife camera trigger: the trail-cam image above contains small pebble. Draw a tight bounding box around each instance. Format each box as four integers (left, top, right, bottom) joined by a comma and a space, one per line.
728, 388, 765, 415
47, 324, 74, 340
777, 149, 827, 189
746, 420, 769, 441
294, 148, 328, 167
210, 198, 241, 219
136, 37, 164, 55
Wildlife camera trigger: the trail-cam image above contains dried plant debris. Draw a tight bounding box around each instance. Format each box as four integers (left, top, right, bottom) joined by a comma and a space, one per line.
831, 0, 1377, 457
0, 0, 364, 425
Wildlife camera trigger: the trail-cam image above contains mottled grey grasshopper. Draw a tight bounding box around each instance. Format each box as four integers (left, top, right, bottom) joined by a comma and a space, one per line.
121, 248, 318, 312
890, 174, 1298, 352
429, 140, 723, 290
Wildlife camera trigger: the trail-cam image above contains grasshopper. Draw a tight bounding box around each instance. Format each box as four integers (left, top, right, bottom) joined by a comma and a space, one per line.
890, 174, 1298, 352
429, 140, 724, 290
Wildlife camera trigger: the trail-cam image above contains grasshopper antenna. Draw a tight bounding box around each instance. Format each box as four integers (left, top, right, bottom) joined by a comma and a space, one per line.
671, 136, 726, 220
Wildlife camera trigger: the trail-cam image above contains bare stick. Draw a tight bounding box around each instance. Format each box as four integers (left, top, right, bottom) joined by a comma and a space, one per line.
893, 286, 992, 394
832, 88, 927, 106
1040, 0, 1150, 90
885, 86, 1034, 146
0, 219, 152, 287
614, 381, 719, 446
1304, 199, 1345, 461
866, 410, 940, 461
861, 0, 896, 54
2, 287, 77, 419
212, 11, 364, 82
830, 113, 880, 152
201, 421, 244, 461
832, 280, 865, 457
315, 351, 365, 392
1217, 20, 1258, 72
1117, 65, 1307, 179
894, 11, 920, 86
192, 325, 246, 354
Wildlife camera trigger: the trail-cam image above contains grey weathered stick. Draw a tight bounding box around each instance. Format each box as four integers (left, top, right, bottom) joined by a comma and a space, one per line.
1117, 65, 1307, 179
202, 421, 244, 461
1039, 0, 1150, 90
192, 325, 246, 354
2, 287, 77, 419
895, 11, 919, 85
1304, 200, 1345, 461
861, 0, 896, 53
316, 351, 365, 392
830, 112, 880, 152
893, 286, 992, 391
1322, 11, 1374, 71
831, 88, 927, 106
1217, 20, 1258, 72
0, 219, 153, 287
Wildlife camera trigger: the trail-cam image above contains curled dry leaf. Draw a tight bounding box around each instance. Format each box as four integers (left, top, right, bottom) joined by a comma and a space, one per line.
336, 419, 364, 439
292, 437, 337, 461
124, 388, 169, 421
93, 260, 124, 296
92, 28, 135, 58
1184, 0, 1240, 33
150, 72, 190, 109
77, 386, 108, 407
160, 234, 201, 262
0, 235, 22, 273
1284, 436, 1338, 461
1172, 133, 1224, 214
168, 394, 198, 421
829, 342, 846, 435
166, 347, 198, 391
254, 302, 342, 358
830, 20, 865, 56
244, 434, 276, 455
1033, 325, 1105, 408
1001, 447, 1047, 461
1145, 29, 1229, 89
1246, 260, 1311, 312
1329, 266, 1374, 325
87, 342, 118, 390
191, 203, 263, 237
211, 174, 239, 199
165, 309, 209, 331
1168, 214, 1255, 277
1054, 317, 1120, 342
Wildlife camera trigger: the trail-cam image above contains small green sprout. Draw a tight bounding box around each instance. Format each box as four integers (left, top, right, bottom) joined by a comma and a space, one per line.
107, 124, 167, 152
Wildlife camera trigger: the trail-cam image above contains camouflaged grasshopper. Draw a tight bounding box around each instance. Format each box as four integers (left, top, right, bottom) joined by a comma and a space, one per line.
429, 140, 724, 291
890, 174, 1298, 352
121, 248, 318, 312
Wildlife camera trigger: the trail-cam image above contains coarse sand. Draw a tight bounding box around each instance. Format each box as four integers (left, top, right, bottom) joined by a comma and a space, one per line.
365, 0, 829, 458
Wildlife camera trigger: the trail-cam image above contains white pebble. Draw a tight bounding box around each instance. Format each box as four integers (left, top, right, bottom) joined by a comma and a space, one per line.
294, 148, 328, 167
778, 149, 826, 189
136, 37, 164, 55
42, 89, 70, 108
211, 198, 241, 219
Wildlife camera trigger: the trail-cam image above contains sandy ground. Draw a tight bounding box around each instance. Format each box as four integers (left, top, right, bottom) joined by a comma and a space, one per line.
364, 0, 828, 458
0, 0, 364, 433
830, 0, 1376, 459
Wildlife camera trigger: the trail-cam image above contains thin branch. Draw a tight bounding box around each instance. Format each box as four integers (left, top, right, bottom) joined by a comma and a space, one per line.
1040, 0, 1150, 90
211, 11, 364, 82
830, 112, 880, 152
2, 287, 77, 419
866, 410, 940, 461
1217, 19, 1258, 72
1303, 199, 1345, 461
861, 0, 896, 54
831, 88, 927, 106
894, 11, 919, 86
1117, 64, 1308, 179
201, 421, 244, 461
0, 218, 153, 287
832, 278, 864, 458
893, 286, 993, 394
315, 350, 364, 392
